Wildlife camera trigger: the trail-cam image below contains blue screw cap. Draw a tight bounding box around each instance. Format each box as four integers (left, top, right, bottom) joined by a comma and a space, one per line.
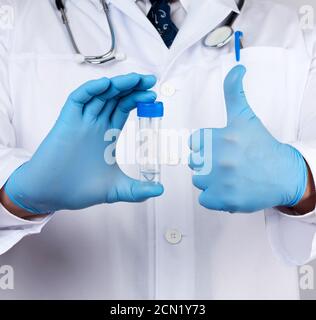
137, 101, 164, 118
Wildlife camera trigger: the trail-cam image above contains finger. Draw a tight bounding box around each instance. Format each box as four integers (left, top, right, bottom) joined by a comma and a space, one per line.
114, 177, 164, 203
199, 190, 225, 211
90, 74, 141, 111
83, 95, 109, 120
83, 85, 124, 121
67, 78, 111, 107
111, 73, 142, 94
133, 75, 157, 91
189, 129, 205, 152
60, 78, 111, 121
115, 75, 156, 99
82, 73, 143, 120
129, 179, 164, 202
224, 65, 254, 125
189, 128, 213, 153
110, 91, 157, 129
188, 151, 204, 171
192, 174, 209, 191
97, 98, 118, 124
82, 74, 156, 120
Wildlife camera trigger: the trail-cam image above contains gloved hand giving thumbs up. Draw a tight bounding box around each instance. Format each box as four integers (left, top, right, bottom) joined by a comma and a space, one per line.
189, 65, 308, 213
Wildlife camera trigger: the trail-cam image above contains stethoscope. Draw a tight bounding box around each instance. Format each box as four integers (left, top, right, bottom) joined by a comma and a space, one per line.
55, 0, 245, 65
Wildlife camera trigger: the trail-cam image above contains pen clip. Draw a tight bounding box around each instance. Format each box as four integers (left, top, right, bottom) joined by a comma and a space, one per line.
234, 31, 243, 62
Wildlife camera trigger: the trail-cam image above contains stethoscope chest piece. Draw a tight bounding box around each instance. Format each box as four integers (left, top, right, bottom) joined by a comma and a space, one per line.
203, 26, 234, 48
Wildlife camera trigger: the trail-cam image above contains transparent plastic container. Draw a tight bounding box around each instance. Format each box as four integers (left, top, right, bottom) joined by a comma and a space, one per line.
136, 102, 164, 183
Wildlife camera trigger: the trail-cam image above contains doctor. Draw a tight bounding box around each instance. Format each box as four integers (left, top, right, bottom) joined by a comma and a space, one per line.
0, 0, 316, 300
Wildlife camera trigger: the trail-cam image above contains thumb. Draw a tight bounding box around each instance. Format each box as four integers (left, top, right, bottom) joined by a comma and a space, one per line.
130, 179, 164, 202
224, 65, 253, 125
116, 177, 164, 203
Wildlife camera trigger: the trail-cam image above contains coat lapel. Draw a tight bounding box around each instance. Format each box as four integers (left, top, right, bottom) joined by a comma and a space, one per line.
169, 0, 235, 58
108, 0, 164, 42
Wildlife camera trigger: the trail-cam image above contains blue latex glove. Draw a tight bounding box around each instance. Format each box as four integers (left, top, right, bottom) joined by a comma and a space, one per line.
5, 73, 164, 214
189, 65, 308, 213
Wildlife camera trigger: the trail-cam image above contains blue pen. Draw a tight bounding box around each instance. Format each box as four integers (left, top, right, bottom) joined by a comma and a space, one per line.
234, 31, 243, 62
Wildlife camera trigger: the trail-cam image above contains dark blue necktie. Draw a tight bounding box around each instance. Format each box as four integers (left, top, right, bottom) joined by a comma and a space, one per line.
147, 0, 179, 48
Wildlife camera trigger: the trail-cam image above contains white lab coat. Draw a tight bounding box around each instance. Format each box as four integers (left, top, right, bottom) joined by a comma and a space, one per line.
0, 0, 315, 300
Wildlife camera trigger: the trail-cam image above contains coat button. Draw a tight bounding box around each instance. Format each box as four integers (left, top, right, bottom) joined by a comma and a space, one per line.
160, 82, 176, 97
165, 229, 182, 245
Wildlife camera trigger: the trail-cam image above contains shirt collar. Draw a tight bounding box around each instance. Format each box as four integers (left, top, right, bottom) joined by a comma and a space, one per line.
89, 0, 240, 14
134, 0, 190, 12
